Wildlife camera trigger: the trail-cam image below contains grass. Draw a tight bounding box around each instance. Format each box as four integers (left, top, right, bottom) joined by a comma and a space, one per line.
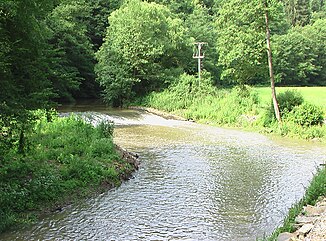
140, 74, 261, 127
140, 76, 326, 141
267, 167, 325, 240
254, 86, 326, 113
0, 114, 136, 233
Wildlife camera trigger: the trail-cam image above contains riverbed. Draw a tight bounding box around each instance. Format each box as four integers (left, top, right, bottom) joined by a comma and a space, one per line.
1, 101, 325, 240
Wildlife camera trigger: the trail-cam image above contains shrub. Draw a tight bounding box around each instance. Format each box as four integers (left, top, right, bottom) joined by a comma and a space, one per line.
265, 90, 304, 124
277, 90, 304, 116
97, 120, 114, 138
289, 103, 324, 127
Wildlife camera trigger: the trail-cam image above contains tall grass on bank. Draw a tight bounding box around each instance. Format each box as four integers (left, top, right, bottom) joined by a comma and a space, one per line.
142, 73, 260, 127
0, 113, 133, 233
140, 74, 326, 141
267, 167, 326, 240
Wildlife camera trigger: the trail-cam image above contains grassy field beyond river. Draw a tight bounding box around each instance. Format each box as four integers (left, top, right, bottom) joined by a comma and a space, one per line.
254, 87, 326, 114
139, 76, 326, 141
0, 113, 138, 233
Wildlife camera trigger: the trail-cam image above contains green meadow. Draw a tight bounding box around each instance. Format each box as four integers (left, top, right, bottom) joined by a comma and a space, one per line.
255, 87, 326, 113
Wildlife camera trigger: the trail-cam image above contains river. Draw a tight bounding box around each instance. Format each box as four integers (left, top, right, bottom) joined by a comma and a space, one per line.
1, 100, 325, 240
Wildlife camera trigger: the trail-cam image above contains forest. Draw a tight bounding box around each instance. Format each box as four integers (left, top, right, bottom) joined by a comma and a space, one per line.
2, 0, 325, 141
1, 0, 326, 179
0, 0, 326, 234
1, 0, 325, 108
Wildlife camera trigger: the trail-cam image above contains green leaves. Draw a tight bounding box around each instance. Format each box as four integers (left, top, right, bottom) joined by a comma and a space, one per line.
46, 0, 95, 101
185, 3, 218, 79
273, 19, 326, 86
215, 0, 290, 86
215, 0, 267, 85
0, 0, 55, 117
283, 0, 312, 26
96, 0, 188, 106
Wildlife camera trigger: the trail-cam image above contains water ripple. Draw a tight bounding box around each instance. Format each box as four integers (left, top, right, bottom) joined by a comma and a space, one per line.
1, 109, 325, 241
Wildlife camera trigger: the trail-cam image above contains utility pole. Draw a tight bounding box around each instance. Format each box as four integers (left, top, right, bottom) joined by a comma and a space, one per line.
193, 42, 207, 82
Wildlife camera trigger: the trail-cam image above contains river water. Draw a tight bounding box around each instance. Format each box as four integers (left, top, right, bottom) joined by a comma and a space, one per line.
1, 101, 325, 240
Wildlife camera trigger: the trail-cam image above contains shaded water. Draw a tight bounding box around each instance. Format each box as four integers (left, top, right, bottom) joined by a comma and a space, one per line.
2, 101, 325, 240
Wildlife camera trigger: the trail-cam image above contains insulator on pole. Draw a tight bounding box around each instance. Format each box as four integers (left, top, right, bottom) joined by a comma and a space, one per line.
193, 42, 207, 82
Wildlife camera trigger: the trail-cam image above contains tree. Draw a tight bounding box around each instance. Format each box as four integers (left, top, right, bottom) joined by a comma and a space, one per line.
46, 0, 96, 101
215, 0, 268, 85
185, 3, 219, 82
310, 0, 324, 12
149, 0, 195, 19
0, 0, 57, 113
95, 0, 189, 106
273, 19, 326, 86
264, 0, 281, 122
282, 0, 312, 26
0, 0, 57, 152
85, 0, 122, 50
215, 0, 286, 120
310, 0, 325, 23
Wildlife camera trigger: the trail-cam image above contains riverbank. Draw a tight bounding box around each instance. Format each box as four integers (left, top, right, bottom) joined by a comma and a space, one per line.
129, 106, 187, 121
0, 113, 139, 233
138, 85, 326, 142
275, 197, 326, 240
269, 167, 326, 240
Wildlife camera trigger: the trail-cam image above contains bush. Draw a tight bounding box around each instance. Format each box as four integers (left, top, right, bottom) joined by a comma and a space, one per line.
277, 90, 304, 116
0, 114, 134, 233
142, 72, 218, 112
144, 78, 259, 126
265, 90, 304, 125
289, 103, 324, 127
97, 120, 114, 138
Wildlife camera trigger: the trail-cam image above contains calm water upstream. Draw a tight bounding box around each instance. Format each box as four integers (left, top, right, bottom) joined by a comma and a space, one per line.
1, 100, 325, 240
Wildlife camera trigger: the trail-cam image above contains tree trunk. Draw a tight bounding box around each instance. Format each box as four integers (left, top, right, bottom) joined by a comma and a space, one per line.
264, 1, 281, 123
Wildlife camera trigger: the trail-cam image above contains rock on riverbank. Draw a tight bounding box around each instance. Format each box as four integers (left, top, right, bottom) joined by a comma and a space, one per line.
115, 144, 140, 180
115, 144, 140, 168
278, 197, 326, 241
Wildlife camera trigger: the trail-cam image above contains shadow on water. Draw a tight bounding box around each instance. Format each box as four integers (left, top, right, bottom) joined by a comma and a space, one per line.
1, 101, 325, 240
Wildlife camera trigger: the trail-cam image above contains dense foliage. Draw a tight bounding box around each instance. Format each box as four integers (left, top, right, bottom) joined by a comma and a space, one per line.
142, 75, 261, 126
95, 0, 325, 102
272, 90, 304, 117
141, 78, 326, 140
1, 0, 325, 234
0, 113, 134, 232
0, 0, 121, 155
1, 0, 325, 113
96, 0, 188, 106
